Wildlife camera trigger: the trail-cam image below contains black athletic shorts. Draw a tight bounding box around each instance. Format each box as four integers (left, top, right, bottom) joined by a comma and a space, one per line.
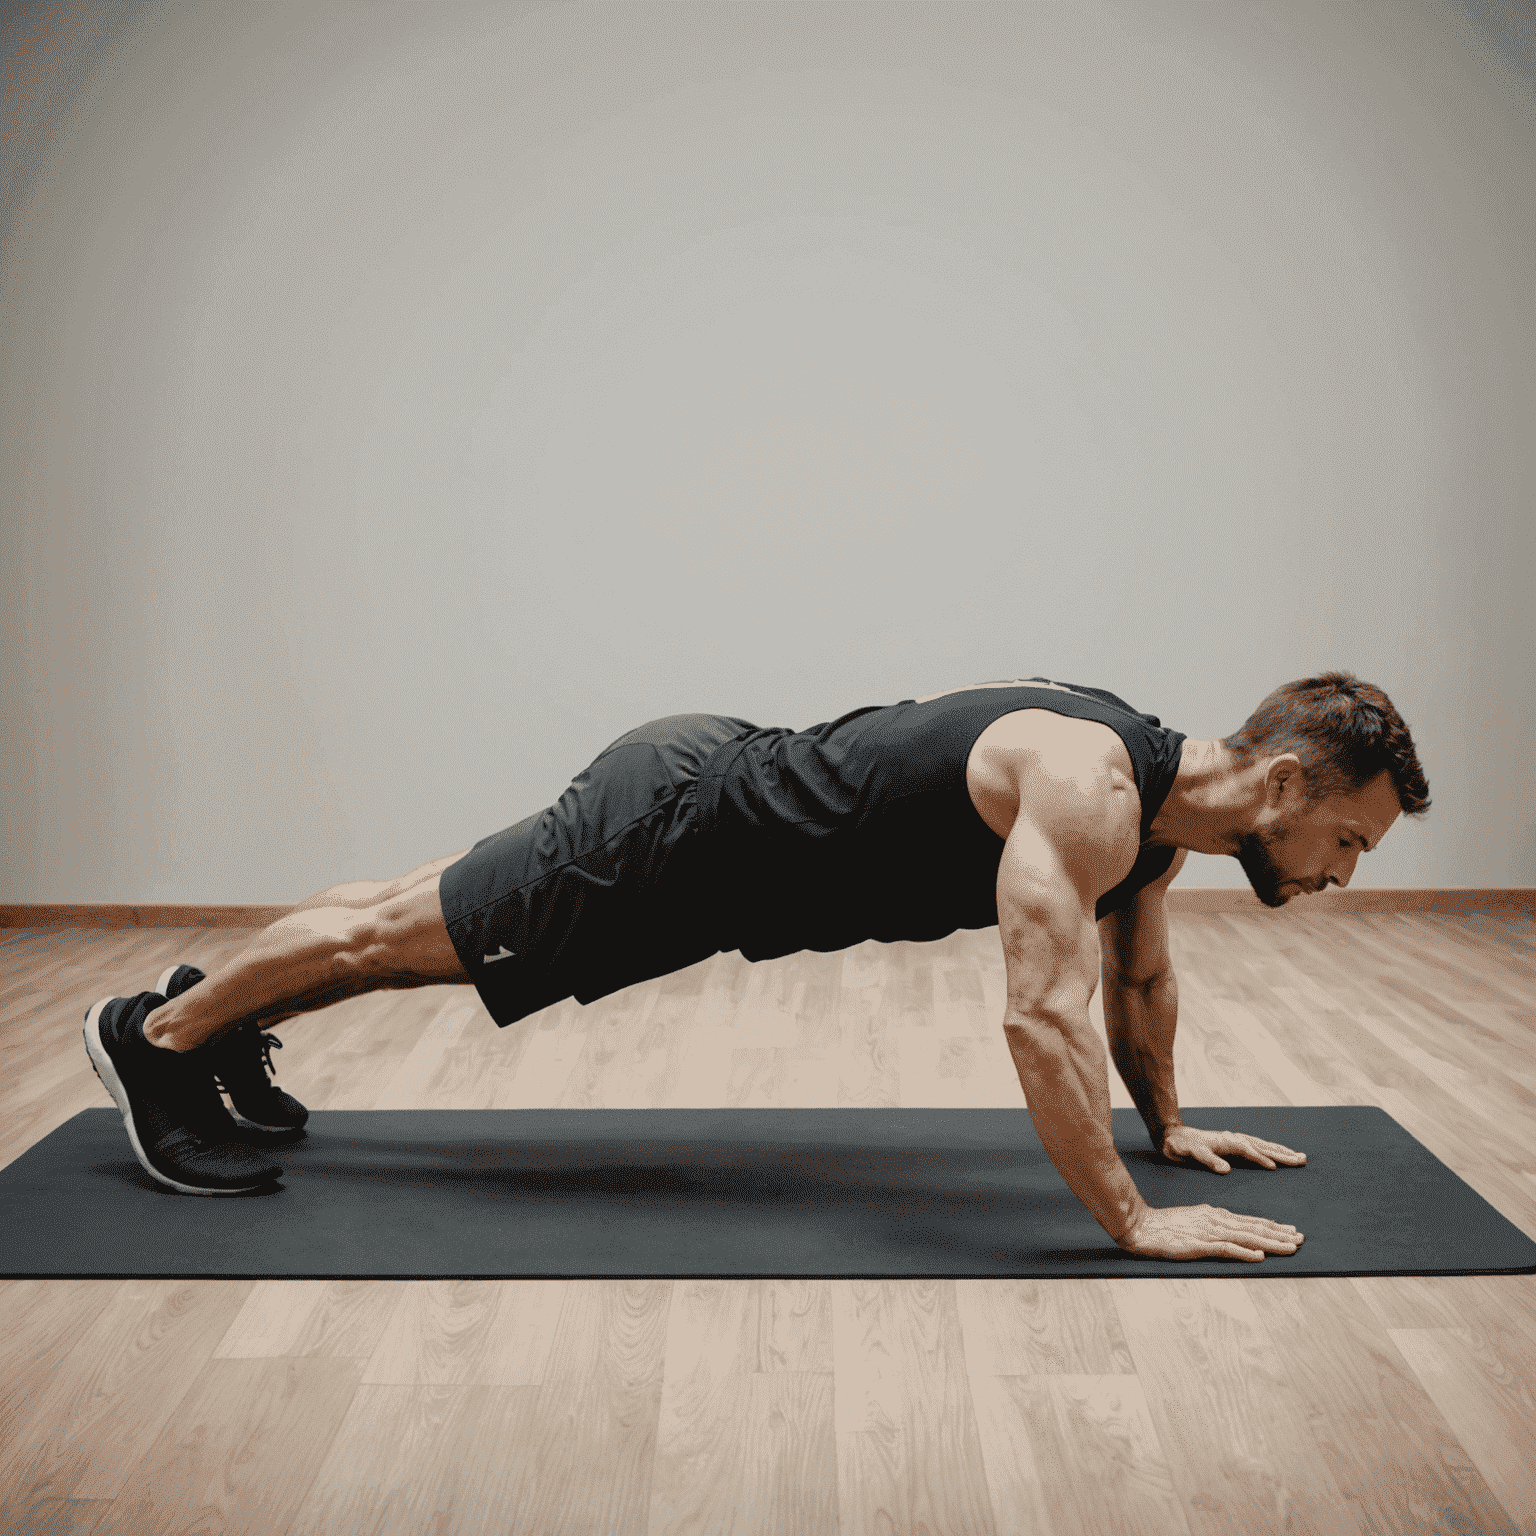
440, 712, 758, 1028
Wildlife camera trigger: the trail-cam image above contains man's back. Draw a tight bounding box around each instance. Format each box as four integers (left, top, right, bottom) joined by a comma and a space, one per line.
694, 678, 1188, 963
430, 680, 1186, 1031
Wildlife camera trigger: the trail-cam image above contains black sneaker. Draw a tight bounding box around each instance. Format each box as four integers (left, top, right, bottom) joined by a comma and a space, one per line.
83, 992, 283, 1195
154, 965, 309, 1138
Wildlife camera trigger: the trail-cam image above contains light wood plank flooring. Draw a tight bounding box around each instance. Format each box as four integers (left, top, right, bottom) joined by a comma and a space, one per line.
2, 911, 1533, 1535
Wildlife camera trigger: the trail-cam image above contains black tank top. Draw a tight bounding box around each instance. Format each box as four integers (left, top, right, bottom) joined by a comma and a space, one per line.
694, 678, 1187, 963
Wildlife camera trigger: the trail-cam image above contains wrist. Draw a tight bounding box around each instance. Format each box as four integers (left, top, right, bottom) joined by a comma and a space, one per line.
1110, 1193, 1152, 1247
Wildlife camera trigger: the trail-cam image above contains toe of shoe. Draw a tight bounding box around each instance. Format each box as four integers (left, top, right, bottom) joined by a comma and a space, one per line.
231, 1120, 306, 1145
277, 1093, 309, 1127
236, 1091, 309, 1130
174, 1142, 283, 1188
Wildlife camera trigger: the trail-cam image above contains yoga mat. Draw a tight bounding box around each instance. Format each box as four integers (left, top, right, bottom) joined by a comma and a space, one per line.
2, 1105, 1532, 1279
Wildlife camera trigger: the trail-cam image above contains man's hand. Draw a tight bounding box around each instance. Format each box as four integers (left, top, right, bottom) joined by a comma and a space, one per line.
1160, 1125, 1307, 1174
1111, 1128, 1308, 1261
1117, 1204, 1304, 1262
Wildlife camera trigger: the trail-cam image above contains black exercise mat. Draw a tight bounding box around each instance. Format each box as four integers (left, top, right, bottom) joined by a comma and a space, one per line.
2, 1105, 1532, 1278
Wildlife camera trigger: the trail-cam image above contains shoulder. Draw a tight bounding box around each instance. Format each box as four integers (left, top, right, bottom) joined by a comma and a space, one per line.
977, 711, 1142, 900
974, 706, 1134, 777
967, 707, 1138, 833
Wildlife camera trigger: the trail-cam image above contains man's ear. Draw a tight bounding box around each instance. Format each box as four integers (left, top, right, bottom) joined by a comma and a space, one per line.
1264, 753, 1305, 808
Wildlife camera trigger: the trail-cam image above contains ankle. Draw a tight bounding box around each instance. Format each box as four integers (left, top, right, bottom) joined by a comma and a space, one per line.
144, 1004, 194, 1053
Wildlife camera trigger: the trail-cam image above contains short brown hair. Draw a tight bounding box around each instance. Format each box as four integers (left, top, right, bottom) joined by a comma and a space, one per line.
1221, 670, 1431, 817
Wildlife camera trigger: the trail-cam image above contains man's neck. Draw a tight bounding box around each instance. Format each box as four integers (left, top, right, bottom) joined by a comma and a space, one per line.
1145, 738, 1244, 855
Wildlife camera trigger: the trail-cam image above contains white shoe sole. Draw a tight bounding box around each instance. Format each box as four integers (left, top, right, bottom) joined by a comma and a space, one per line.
83, 996, 272, 1197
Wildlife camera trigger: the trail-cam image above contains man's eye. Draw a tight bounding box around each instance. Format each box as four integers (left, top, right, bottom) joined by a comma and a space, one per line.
1339, 840, 1350, 849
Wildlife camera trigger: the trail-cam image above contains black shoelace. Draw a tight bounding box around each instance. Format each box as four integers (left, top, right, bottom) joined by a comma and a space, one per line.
212, 1031, 283, 1096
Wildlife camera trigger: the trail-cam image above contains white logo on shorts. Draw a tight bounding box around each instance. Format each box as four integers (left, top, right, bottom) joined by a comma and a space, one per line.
482, 945, 516, 965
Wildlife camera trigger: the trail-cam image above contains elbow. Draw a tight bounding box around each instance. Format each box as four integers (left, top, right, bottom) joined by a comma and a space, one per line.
1003, 1003, 1083, 1039
1102, 965, 1176, 996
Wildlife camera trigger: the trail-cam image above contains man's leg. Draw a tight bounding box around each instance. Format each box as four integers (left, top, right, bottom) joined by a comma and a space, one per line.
144, 849, 473, 1053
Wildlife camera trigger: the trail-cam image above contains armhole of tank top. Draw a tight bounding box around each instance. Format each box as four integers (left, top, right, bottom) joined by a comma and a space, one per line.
945, 691, 1142, 810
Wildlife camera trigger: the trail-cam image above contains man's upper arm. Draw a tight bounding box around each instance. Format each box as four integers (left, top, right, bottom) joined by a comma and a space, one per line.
1098, 847, 1190, 988
995, 763, 1141, 1022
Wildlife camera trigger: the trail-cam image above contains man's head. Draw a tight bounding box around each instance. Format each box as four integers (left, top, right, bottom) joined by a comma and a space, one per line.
1220, 671, 1430, 909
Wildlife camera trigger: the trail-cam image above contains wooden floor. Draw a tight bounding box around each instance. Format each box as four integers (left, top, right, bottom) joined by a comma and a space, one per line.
2, 910, 1533, 1535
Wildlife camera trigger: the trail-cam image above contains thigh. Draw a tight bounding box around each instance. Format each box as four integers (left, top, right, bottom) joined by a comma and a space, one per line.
356, 872, 473, 987
437, 715, 760, 1024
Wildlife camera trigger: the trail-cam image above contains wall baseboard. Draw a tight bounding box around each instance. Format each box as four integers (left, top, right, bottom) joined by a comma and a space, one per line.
0, 889, 1531, 929
0, 904, 299, 930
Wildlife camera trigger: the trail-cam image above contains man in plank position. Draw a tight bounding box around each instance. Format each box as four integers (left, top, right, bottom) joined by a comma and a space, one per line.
85, 670, 1429, 1261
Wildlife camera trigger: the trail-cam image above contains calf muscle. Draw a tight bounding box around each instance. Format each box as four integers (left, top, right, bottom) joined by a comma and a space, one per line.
356, 876, 472, 987
143, 854, 472, 1050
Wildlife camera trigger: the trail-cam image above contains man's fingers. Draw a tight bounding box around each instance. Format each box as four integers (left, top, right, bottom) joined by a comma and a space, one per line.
1223, 1235, 1297, 1256
1209, 1208, 1303, 1252
1226, 1209, 1301, 1234
1230, 1138, 1307, 1168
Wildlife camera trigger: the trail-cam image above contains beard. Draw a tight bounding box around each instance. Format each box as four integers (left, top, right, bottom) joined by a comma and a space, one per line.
1234, 814, 1308, 909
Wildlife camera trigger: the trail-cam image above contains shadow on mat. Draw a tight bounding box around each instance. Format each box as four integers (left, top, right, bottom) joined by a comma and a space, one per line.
70, 1136, 1288, 1269
255, 1134, 1261, 1265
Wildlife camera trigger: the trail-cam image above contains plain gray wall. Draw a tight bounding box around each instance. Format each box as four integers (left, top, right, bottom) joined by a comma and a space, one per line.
2, 0, 1532, 905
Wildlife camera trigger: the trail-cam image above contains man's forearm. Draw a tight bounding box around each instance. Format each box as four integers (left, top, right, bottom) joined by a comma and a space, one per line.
1003, 1007, 1147, 1243
1102, 971, 1182, 1148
